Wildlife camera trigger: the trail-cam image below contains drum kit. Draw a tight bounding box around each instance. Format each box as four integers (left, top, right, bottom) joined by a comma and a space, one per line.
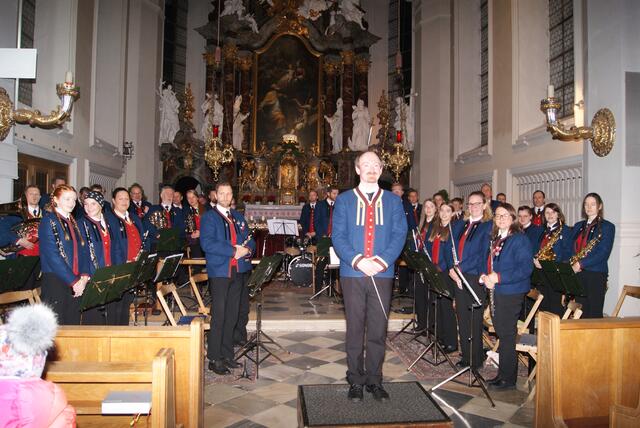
282, 236, 314, 287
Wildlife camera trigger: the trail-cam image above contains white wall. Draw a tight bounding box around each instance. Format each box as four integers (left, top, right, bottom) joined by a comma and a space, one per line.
363, 0, 388, 146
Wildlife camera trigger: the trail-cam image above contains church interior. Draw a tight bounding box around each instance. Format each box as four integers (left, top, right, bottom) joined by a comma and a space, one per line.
1, 0, 639, 427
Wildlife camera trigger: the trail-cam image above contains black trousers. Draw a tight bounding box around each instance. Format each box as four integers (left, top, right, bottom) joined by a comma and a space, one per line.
453, 273, 486, 367
41, 273, 81, 325
576, 270, 608, 318
437, 278, 459, 349
16, 257, 41, 291
536, 275, 564, 317
493, 292, 525, 385
398, 266, 412, 295
207, 269, 246, 361
342, 276, 393, 386
113, 291, 134, 325
234, 275, 250, 343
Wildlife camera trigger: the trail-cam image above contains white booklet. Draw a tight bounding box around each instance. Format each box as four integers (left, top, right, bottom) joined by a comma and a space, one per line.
102, 391, 152, 415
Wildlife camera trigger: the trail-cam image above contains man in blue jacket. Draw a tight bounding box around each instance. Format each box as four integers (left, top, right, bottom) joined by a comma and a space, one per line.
332, 151, 407, 402
200, 182, 255, 375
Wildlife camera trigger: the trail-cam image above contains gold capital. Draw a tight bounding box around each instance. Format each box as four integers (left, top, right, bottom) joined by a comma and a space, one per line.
341, 50, 355, 65
222, 44, 238, 61
355, 57, 370, 74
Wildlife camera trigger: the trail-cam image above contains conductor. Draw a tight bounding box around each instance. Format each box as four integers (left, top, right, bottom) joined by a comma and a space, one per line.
332, 151, 407, 402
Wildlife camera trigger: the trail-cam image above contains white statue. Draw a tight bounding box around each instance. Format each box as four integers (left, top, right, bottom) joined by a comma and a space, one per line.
212, 93, 224, 136
324, 98, 343, 153
339, 0, 365, 30
158, 83, 180, 145
232, 95, 249, 151
221, 0, 259, 33
299, 0, 329, 20
349, 99, 371, 151
200, 92, 213, 141
393, 95, 415, 150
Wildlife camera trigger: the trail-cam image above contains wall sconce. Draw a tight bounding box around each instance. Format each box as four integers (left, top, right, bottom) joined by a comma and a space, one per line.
0, 71, 79, 141
122, 141, 134, 160
540, 85, 615, 157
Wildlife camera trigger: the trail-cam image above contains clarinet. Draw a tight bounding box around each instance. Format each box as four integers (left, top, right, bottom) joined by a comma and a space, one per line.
488, 236, 497, 317
449, 223, 475, 293
135, 230, 150, 262
51, 218, 70, 266
82, 221, 99, 271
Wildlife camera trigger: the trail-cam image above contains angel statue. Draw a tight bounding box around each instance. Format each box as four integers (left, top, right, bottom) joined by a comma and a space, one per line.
349, 99, 371, 152
393, 95, 415, 150
158, 83, 180, 145
324, 98, 343, 153
339, 0, 366, 30
232, 95, 249, 151
221, 0, 259, 33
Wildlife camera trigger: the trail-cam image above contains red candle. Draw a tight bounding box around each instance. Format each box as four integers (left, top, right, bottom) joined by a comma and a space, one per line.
396, 130, 402, 143
213, 125, 219, 138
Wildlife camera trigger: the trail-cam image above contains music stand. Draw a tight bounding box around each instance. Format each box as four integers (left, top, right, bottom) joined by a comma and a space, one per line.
236, 253, 290, 379
430, 265, 495, 407
540, 260, 585, 302
156, 229, 184, 253
309, 237, 339, 301
391, 249, 423, 340
154, 253, 184, 283
0, 256, 40, 293
131, 252, 160, 326
80, 263, 139, 325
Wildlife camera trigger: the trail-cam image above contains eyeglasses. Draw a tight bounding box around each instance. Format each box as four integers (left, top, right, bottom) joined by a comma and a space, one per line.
467, 202, 483, 207
494, 214, 511, 220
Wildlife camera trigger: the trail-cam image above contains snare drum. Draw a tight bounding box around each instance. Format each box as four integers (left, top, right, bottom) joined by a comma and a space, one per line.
288, 255, 314, 287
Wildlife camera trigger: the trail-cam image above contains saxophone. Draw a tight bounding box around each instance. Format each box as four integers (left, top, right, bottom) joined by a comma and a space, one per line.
535, 226, 563, 261
570, 225, 602, 265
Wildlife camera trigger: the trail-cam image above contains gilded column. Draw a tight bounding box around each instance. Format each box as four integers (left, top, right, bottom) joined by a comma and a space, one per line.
222, 44, 238, 145
355, 56, 370, 107
237, 54, 253, 152
323, 58, 340, 155
341, 50, 354, 152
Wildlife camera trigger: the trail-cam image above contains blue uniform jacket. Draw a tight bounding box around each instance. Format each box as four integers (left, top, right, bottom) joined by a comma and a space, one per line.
128, 200, 152, 219
483, 232, 533, 295
200, 207, 256, 277
523, 224, 543, 249
105, 211, 148, 265
403, 201, 422, 231
143, 204, 186, 245
77, 215, 121, 274
299, 203, 319, 236
425, 234, 453, 272
446, 220, 492, 275
535, 224, 572, 262
332, 189, 407, 279
569, 219, 615, 273
314, 199, 334, 237
38, 211, 90, 286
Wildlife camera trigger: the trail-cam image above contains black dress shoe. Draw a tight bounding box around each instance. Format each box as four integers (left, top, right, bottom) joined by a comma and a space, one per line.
208, 360, 231, 375
488, 380, 516, 391
348, 384, 364, 402
455, 360, 469, 369
366, 384, 390, 401
486, 375, 501, 385
442, 345, 458, 354
223, 358, 242, 369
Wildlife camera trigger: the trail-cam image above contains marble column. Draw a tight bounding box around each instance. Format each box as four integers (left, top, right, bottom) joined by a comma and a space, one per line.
355, 55, 370, 107
237, 54, 252, 152
222, 44, 237, 146
341, 50, 355, 152
323, 58, 340, 155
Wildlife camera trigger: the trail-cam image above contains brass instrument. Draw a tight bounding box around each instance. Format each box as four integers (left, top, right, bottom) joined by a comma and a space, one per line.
0, 199, 22, 216
0, 218, 40, 256
535, 226, 563, 261
185, 212, 196, 234
570, 227, 602, 266
148, 210, 169, 230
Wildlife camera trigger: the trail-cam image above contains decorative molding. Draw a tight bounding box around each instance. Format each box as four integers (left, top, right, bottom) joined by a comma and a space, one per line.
509, 155, 582, 177
513, 116, 576, 150
89, 161, 122, 179
455, 145, 491, 164
92, 137, 122, 159
14, 138, 75, 165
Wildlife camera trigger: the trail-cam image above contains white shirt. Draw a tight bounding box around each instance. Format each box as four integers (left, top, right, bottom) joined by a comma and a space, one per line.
55, 207, 71, 220
357, 183, 380, 196
215, 205, 232, 219
28, 205, 39, 216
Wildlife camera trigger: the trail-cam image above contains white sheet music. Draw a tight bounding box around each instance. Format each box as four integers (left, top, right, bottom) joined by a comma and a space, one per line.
266, 218, 299, 236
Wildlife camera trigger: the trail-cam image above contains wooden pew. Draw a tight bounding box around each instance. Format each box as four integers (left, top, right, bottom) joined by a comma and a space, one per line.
535, 312, 640, 427
45, 347, 176, 427
50, 318, 204, 428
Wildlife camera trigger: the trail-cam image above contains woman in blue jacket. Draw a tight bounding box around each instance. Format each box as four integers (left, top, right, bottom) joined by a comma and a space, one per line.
38, 185, 90, 325
532, 202, 572, 316
569, 193, 615, 318
481, 203, 533, 390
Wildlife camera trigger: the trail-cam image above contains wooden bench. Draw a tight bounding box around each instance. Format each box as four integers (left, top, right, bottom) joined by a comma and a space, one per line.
535, 312, 640, 427
50, 318, 204, 428
45, 347, 176, 427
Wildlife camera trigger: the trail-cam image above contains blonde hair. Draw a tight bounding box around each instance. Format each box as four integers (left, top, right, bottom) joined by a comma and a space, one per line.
465, 191, 493, 222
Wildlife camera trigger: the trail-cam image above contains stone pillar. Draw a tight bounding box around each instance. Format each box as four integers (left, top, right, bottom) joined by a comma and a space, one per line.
341, 50, 355, 152
237, 54, 252, 152
222, 44, 237, 146
355, 55, 370, 107
323, 58, 340, 155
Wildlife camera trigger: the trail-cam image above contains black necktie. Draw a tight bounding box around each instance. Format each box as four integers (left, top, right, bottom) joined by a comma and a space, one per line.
33, 209, 38, 217
366, 192, 374, 201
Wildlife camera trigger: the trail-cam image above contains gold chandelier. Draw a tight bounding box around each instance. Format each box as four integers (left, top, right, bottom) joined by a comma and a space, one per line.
380, 130, 411, 182
204, 125, 234, 181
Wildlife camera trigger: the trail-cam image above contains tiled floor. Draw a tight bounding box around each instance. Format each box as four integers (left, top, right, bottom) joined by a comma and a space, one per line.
204, 330, 534, 427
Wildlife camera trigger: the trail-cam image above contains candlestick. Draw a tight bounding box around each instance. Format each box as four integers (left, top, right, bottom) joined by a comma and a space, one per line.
547, 84, 554, 98
65, 71, 73, 84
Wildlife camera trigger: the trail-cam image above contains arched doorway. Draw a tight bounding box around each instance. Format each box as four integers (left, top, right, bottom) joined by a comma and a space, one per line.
174, 176, 200, 196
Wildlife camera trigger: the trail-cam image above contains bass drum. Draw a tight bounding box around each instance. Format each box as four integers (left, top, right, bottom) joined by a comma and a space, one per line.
288, 255, 313, 287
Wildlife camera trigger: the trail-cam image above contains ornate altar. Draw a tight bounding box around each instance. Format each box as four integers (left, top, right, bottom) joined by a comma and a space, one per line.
160, 1, 413, 203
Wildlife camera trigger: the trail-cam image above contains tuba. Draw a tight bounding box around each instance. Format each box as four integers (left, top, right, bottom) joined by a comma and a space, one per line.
535, 226, 563, 261
0, 218, 41, 256
0, 199, 23, 216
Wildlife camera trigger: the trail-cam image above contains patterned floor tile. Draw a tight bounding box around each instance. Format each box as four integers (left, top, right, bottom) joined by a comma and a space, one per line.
283, 398, 298, 409
304, 347, 346, 362
217, 393, 279, 417
284, 371, 338, 386
204, 405, 246, 427
251, 381, 299, 404
226, 420, 268, 428
307, 362, 348, 380
284, 342, 321, 355
257, 364, 304, 382
459, 396, 521, 422
249, 404, 298, 427
284, 355, 331, 370
204, 383, 248, 405
300, 336, 343, 348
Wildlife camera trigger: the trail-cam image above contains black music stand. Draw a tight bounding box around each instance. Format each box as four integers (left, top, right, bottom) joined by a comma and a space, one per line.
391, 249, 423, 340
156, 229, 184, 253
235, 253, 289, 379
430, 265, 495, 407
131, 252, 160, 326
0, 256, 40, 293
80, 263, 139, 324
539, 260, 585, 300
